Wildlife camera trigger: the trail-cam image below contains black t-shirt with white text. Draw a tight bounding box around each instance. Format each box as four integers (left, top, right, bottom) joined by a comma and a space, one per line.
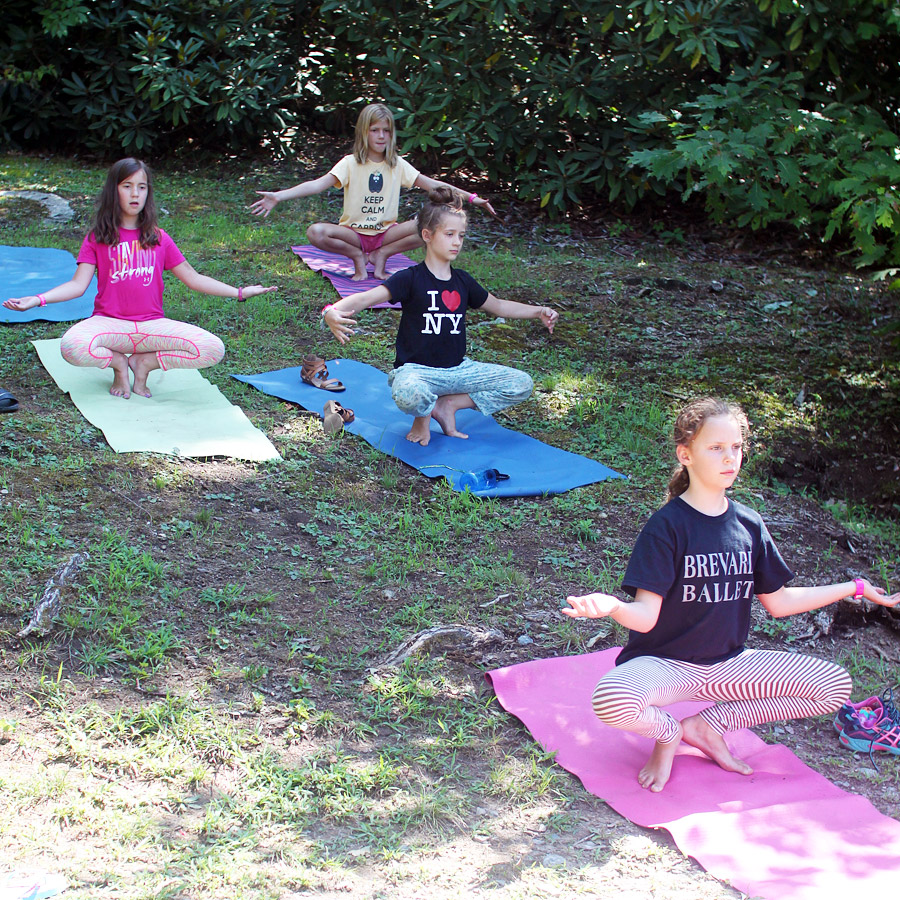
617, 497, 794, 666
383, 262, 489, 369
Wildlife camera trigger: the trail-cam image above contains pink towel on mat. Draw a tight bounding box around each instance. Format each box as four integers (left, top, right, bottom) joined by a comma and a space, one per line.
291, 244, 417, 306
487, 648, 900, 899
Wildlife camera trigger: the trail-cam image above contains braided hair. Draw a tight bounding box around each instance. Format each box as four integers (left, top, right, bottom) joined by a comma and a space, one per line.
667, 398, 749, 501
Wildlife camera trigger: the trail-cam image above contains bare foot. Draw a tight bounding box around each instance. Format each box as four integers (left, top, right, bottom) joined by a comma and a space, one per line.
350, 253, 369, 281
108, 352, 131, 399
681, 714, 753, 777
405, 415, 433, 446
370, 250, 388, 281
431, 395, 470, 439
638, 729, 682, 792
128, 353, 160, 398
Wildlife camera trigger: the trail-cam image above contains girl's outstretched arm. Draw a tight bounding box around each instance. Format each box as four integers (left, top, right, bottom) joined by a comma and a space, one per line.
170, 262, 276, 300
480, 294, 558, 333
758, 579, 900, 618
249, 173, 340, 217
322, 285, 393, 344
2, 263, 95, 310
413, 174, 498, 218
562, 589, 663, 633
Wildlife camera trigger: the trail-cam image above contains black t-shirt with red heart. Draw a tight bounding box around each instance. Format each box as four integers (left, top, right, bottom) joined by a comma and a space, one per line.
383, 262, 489, 369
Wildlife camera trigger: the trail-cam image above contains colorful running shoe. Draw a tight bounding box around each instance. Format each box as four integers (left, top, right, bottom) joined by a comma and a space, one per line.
833, 685, 900, 733
839, 718, 900, 756
833, 695, 883, 734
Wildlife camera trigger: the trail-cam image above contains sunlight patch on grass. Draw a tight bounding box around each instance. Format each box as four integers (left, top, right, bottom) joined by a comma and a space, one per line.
483, 749, 570, 801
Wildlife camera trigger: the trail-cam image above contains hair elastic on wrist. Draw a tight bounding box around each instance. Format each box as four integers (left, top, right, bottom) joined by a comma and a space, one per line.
37, 293, 47, 306
853, 577, 865, 600
237, 287, 245, 302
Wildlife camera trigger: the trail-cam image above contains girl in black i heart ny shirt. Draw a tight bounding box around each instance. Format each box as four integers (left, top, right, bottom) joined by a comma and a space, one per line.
323, 187, 559, 446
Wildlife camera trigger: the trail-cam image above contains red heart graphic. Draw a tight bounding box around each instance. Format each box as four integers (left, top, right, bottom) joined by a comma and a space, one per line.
441, 290, 461, 312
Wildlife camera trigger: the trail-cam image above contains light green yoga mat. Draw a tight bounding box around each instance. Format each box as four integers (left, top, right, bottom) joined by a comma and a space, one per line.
33, 339, 280, 461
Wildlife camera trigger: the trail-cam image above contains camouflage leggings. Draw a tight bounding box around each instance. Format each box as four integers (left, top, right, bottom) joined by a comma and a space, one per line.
388, 358, 533, 417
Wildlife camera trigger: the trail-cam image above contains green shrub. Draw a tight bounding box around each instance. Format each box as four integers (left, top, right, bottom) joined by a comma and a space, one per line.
626, 69, 900, 266
320, 0, 677, 211
0, 0, 308, 154
315, 0, 900, 263
2, 0, 899, 263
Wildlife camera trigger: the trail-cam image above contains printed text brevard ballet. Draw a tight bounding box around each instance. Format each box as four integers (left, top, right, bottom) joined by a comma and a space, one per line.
682, 552, 753, 603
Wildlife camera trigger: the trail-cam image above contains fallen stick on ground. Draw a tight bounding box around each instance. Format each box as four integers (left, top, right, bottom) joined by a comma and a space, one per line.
18, 552, 90, 638
369, 624, 504, 671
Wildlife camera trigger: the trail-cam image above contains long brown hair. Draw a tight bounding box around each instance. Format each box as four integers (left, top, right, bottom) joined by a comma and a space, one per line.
417, 186, 466, 238
352, 103, 398, 167
667, 398, 749, 501
92, 158, 159, 248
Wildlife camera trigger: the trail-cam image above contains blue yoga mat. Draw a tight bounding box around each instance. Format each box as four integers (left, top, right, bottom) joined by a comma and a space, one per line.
1, 245, 97, 323
233, 359, 625, 497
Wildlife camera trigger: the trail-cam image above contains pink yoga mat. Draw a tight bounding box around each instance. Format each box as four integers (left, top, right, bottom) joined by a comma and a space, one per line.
291, 244, 416, 307
487, 649, 900, 899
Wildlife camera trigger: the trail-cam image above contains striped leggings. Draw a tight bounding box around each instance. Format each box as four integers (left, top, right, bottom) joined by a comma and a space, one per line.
593, 648, 851, 745
60, 316, 225, 371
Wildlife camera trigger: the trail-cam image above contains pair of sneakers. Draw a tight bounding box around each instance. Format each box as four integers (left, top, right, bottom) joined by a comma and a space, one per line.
834, 687, 900, 760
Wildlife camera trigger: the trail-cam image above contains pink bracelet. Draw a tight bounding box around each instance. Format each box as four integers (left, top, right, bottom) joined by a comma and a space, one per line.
37, 293, 47, 306
321, 304, 334, 317
853, 577, 865, 600
237, 287, 245, 302
467, 193, 478, 203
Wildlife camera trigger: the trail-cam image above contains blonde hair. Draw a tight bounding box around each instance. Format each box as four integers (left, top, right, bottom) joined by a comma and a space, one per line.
667, 398, 749, 501
417, 186, 466, 238
353, 103, 398, 166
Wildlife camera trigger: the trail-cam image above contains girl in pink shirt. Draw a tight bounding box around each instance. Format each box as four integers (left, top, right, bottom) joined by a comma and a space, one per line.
4, 158, 275, 399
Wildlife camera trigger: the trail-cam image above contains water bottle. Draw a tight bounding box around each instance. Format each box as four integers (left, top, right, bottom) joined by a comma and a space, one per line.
457, 468, 509, 493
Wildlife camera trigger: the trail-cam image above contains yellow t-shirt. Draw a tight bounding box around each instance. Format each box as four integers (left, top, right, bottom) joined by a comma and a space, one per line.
328, 154, 420, 234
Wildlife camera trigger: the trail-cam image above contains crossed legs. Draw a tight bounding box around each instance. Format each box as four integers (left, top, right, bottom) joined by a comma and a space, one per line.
592, 649, 851, 792
388, 359, 534, 446
61, 316, 225, 399
306, 221, 423, 280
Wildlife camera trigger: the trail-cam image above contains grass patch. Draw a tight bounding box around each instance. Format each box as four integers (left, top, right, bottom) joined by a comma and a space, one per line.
1, 151, 898, 899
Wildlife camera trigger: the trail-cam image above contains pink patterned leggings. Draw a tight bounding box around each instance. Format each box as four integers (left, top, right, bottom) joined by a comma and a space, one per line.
60, 316, 225, 371
593, 648, 851, 744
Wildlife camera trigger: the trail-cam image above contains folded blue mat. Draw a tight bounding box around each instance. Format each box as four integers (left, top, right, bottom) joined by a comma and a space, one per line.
1, 245, 97, 323
233, 359, 625, 497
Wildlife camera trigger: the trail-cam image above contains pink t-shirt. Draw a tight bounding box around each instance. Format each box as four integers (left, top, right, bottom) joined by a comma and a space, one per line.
77, 227, 186, 321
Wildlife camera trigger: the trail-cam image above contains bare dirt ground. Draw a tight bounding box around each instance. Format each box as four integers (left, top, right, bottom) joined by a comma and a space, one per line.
2, 449, 898, 899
